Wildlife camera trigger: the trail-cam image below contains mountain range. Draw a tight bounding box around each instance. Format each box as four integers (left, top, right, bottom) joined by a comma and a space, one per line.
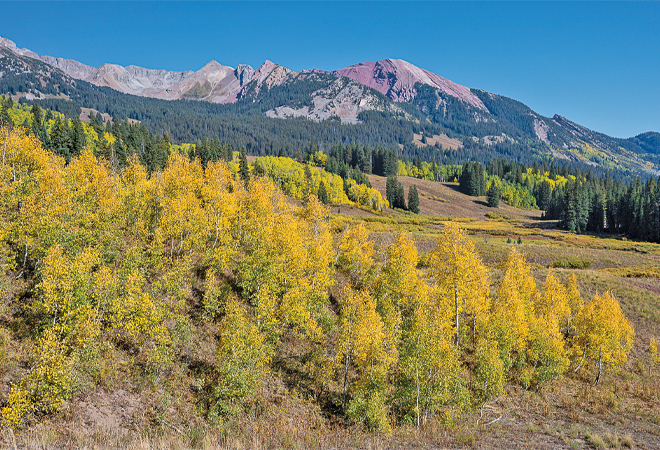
1, 36, 658, 176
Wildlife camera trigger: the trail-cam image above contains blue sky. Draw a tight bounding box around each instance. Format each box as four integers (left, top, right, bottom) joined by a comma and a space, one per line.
1, 1, 658, 138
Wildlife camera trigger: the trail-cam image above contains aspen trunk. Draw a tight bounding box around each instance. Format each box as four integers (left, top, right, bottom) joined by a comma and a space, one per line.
574, 345, 587, 373
593, 352, 603, 386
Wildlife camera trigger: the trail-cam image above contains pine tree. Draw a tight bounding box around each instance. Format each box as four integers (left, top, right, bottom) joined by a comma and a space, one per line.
408, 186, 420, 214
487, 183, 500, 208
386, 176, 407, 210
318, 180, 329, 204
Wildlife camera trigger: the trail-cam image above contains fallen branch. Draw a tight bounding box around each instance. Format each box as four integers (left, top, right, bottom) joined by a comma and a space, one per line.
485, 415, 503, 426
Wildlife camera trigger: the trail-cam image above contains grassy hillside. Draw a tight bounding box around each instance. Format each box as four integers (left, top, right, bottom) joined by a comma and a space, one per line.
0, 125, 659, 449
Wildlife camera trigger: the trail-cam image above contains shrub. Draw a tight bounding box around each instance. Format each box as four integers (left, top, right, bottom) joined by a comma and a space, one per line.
550, 258, 591, 269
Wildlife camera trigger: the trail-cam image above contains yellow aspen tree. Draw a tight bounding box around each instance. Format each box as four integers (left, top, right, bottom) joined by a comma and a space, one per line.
107, 271, 169, 351
336, 222, 375, 287
65, 147, 120, 247
2, 328, 74, 427
564, 273, 583, 337
287, 196, 335, 340
377, 232, 420, 363
35, 245, 100, 334
428, 222, 489, 347
157, 153, 206, 257
232, 179, 333, 344
211, 298, 271, 419
202, 159, 241, 269
492, 248, 538, 371
1, 127, 72, 262
573, 291, 634, 385
334, 287, 393, 431
524, 313, 569, 389
512, 270, 570, 388
160, 254, 193, 312
474, 336, 505, 403
91, 265, 121, 326
537, 270, 570, 329
396, 282, 465, 427
119, 155, 158, 239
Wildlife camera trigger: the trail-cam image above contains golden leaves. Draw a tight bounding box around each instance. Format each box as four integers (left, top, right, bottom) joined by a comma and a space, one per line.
573, 291, 634, 384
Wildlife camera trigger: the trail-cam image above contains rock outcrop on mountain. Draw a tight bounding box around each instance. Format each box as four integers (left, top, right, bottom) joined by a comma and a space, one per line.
333, 58, 486, 110
85, 64, 192, 97
0, 37, 487, 110
237, 60, 296, 100
265, 74, 407, 124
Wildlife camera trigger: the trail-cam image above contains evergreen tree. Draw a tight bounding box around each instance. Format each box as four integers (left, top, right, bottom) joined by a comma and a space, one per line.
318, 180, 329, 204
487, 183, 500, 208
304, 164, 313, 199
49, 117, 72, 162
537, 180, 552, 211
408, 186, 420, 214
386, 176, 406, 210
459, 161, 486, 196
70, 116, 86, 156
0, 97, 12, 127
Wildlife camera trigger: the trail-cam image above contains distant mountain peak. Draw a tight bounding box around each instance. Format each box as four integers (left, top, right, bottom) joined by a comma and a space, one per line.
333, 58, 486, 109
250, 60, 296, 89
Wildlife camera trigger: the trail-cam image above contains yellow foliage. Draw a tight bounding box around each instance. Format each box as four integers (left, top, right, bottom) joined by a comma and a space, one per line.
378, 232, 420, 362
650, 337, 659, 373
429, 222, 490, 347
474, 338, 505, 400
398, 281, 464, 426
564, 273, 583, 335
252, 156, 350, 204
337, 222, 375, 287
157, 153, 206, 256
492, 248, 537, 367
211, 298, 271, 418
334, 287, 392, 431
537, 270, 571, 330
35, 245, 100, 331
109, 271, 168, 348
573, 291, 634, 385
2, 329, 74, 427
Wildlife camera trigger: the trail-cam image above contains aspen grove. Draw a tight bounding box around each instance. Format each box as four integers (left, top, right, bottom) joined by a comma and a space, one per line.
0, 126, 634, 430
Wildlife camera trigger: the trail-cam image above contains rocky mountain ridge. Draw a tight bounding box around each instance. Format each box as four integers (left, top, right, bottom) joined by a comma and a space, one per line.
0, 37, 485, 110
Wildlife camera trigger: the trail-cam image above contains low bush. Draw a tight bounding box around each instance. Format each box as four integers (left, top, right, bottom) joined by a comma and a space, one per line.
550, 258, 591, 269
